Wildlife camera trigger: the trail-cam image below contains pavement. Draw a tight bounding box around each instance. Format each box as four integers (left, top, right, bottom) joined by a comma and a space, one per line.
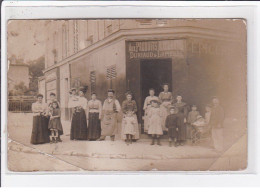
6, 112, 247, 172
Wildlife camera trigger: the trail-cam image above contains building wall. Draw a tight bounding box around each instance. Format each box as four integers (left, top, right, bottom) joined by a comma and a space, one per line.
43, 19, 246, 124
69, 39, 126, 103
44, 19, 242, 70
59, 63, 70, 120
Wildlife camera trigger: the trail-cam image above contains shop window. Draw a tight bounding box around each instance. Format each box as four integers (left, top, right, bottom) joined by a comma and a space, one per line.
106, 65, 117, 80
90, 71, 96, 92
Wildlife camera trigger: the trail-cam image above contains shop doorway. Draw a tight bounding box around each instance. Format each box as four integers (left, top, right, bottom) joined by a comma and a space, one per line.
140, 59, 172, 133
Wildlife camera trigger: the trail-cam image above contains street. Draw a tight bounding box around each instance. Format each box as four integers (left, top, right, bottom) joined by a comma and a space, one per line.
7, 112, 247, 171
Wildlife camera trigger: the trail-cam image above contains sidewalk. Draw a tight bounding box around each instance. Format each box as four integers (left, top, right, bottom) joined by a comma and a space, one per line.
7, 112, 247, 171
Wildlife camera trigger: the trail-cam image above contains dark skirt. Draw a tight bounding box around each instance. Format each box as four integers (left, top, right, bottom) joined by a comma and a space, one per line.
70, 109, 88, 140
168, 127, 178, 138
31, 115, 50, 144
88, 112, 101, 140
48, 118, 63, 135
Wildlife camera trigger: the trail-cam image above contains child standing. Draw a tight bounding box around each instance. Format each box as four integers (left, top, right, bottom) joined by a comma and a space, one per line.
122, 111, 136, 145
165, 106, 179, 147
48, 101, 63, 143
147, 100, 163, 146
186, 105, 200, 139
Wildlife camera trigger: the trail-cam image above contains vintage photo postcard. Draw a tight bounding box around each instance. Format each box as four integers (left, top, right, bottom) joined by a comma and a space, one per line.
7, 19, 247, 172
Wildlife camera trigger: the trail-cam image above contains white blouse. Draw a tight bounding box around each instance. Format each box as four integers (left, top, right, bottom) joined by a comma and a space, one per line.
87, 99, 102, 114
32, 101, 47, 116
78, 96, 88, 109
68, 95, 79, 108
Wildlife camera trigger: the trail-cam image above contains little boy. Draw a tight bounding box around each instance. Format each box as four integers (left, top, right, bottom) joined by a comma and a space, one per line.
165, 106, 179, 147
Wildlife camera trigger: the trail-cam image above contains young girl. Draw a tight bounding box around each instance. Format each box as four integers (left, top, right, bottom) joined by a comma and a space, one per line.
122, 111, 136, 145
186, 105, 200, 140
48, 101, 63, 143
147, 100, 163, 145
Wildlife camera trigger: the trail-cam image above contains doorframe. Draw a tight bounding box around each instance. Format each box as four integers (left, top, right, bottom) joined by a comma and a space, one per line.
139, 58, 173, 133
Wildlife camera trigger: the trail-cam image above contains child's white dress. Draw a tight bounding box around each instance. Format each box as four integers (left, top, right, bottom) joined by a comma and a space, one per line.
122, 116, 136, 135
147, 107, 163, 135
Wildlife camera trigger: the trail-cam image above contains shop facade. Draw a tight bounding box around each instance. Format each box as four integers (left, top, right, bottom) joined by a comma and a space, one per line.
40, 20, 246, 132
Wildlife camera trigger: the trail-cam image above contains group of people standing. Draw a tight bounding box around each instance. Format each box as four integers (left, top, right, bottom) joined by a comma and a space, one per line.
31, 83, 225, 151
143, 83, 224, 150
143, 84, 189, 146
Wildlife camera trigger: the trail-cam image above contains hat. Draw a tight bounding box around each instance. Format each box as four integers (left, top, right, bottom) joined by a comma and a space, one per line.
169, 106, 176, 110
79, 86, 88, 93
36, 94, 43, 98
70, 88, 76, 92
50, 92, 56, 96
107, 89, 115, 94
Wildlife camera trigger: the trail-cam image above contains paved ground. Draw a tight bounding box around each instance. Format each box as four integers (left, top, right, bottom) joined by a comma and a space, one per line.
6, 112, 247, 172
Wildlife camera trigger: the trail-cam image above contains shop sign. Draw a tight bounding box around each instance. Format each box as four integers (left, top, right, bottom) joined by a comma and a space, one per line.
127, 40, 185, 59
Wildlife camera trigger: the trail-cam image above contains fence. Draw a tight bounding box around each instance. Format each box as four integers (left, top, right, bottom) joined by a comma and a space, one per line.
8, 96, 36, 113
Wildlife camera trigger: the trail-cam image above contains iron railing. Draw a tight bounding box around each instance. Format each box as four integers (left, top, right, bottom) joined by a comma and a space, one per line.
8, 96, 36, 113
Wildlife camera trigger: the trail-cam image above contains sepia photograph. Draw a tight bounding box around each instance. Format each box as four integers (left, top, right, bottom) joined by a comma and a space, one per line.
7, 19, 247, 172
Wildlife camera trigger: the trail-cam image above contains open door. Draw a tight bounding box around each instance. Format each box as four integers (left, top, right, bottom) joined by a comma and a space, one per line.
140, 58, 172, 133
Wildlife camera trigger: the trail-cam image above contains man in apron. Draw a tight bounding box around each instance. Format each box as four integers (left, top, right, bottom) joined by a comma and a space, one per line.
99, 89, 121, 141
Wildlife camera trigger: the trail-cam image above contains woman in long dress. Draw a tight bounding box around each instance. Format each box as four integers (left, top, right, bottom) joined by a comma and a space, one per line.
121, 91, 139, 142
172, 95, 189, 146
31, 94, 50, 144
70, 87, 88, 140
87, 92, 102, 140
158, 83, 173, 132
143, 88, 159, 133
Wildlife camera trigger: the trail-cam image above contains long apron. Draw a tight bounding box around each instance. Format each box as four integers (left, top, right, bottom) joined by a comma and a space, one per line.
101, 110, 117, 136
121, 114, 140, 140
144, 105, 151, 133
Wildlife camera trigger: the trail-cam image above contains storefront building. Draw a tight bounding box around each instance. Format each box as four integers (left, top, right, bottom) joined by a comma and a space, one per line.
40, 19, 246, 130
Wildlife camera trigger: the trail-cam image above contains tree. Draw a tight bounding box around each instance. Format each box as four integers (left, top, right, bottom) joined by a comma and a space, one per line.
28, 56, 45, 95
10, 81, 29, 96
